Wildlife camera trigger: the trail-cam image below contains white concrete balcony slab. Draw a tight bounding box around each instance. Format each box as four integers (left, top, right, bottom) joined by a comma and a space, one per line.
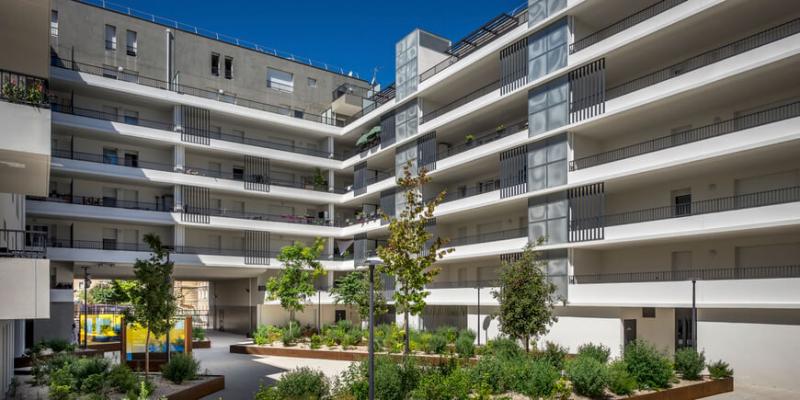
0, 258, 49, 319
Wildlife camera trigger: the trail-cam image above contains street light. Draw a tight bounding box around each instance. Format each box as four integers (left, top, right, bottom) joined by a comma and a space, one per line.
364, 256, 382, 400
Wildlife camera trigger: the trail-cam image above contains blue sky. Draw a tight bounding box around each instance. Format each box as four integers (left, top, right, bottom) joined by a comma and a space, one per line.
106, 0, 524, 85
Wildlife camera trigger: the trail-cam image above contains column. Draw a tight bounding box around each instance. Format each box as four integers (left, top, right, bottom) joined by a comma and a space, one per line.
173, 144, 185, 172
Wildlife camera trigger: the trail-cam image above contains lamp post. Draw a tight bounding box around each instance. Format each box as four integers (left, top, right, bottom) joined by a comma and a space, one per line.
691, 279, 697, 350
82, 266, 90, 349
365, 256, 382, 400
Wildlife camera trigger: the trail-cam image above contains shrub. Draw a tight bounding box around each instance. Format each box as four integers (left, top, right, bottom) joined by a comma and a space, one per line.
674, 348, 706, 380
161, 353, 200, 384
49, 366, 77, 394
483, 337, 523, 360
126, 379, 154, 400
333, 356, 421, 400
623, 340, 673, 389
607, 360, 636, 396
253, 325, 270, 345
707, 360, 733, 379
192, 326, 206, 341
80, 372, 108, 393
426, 333, 448, 354
409, 367, 472, 400
310, 334, 322, 349
566, 355, 608, 398
283, 324, 302, 346
32, 353, 78, 385
455, 335, 475, 358
108, 363, 138, 393
516, 358, 560, 398
539, 341, 568, 370
436, 326, 459, 343
257, 367, 330, 400
577, 343, 611, 364
552, 377, 572, 400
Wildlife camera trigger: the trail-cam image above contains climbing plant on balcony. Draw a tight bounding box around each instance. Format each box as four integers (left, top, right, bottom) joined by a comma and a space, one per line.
377, 162, 453, 354
266, 238, 327, 327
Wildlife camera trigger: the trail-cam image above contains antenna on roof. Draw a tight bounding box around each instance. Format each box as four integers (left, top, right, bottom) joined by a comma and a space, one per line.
370, 66, 380, 87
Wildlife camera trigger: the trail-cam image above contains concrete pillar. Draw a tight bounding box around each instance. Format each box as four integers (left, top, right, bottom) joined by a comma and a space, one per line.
328, 170, 335, 192
326, 136, 334, 158
327, 271, 335, 288
173, 144, 185, 172
174, 224, 185, 248
173, 185, 183, 212
13, 320, 25, 357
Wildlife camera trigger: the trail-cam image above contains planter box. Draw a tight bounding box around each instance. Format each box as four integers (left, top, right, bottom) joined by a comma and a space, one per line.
192, 339, 211, 349
230, 343, 473, 365
627, 378, 733, 400
166, 375, 225, 400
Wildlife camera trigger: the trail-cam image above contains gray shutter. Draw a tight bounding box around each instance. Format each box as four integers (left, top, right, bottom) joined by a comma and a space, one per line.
500, 37, 528, 95
568, 182, 605, 242
500, 145, 528, 198
380, 112, 396, 147
244, 155, 270, 192
354, 233, 368, 265
380, 189, 396, 224
417, 131, 437, 172
354, 162, 368, 195
245, 230, 270, 265
180, 105, 211, 145
181, 185, 210, 223
569, 59, 606, 123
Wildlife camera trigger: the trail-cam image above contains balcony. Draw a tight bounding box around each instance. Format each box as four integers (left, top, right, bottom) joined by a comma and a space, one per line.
181, 164, 349, 194
53, 148, 174, 171
0, 230, 49, 320
31, 194, 170, 212
437, 119, 528, 162
568, 265, 800, 308
50, 57, 342, 126
1, 69, 49, 107
447, 226, 527, 247
0, 229, 47, 258
606, 18, 800, 100
421, 79, 500, 125
570, 101, 800, 171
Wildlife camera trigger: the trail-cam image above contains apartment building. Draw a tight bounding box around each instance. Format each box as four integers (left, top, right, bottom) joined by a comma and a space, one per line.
0, 0, 53, 392
5, 0, 800, 392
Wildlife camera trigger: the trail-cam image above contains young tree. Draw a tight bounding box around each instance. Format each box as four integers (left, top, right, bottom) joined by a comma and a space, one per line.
122, 234, 177, 376
330, 270, 387, 326
491, 242, 560, 352
377, 163, 453, 353
265, 238, 326, 328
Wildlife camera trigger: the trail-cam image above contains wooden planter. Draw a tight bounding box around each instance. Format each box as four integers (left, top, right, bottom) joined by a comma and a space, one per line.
627, 378, 733, 400
191, 339, 211, 349
230, 344, 475, 365
165, 375, 225, 400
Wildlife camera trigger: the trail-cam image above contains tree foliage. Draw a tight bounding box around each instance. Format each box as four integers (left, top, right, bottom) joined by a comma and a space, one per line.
330, 270, 388, 323
377, 162, 453, 352
266, 238, 326, 320
492, 242, 559, 351
122, 234, 177, 375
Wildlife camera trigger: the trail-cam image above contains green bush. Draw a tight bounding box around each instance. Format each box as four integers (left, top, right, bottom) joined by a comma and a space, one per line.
539, 341, 568, 370
455, 335, 475, 358
577, 343, 611, 364
607, 360, 636, 396
49, 366, 77, 393
409, 367, 472, 400
333, 356, 421, 400
707, 360, 733, 379
161, 353, 200, 384
31, 338, 76, 354
192, 326, 206, 341
32, 353, 78, 385
426, 333, 448, 354
310, 334, 322, 349
125, 379, 154, 400
256, 367, 330, 400
283, 323, 302, 346
107, 363, 138, 393
436, 326, 459, 343
623, 340, 673, 389
253, 325, 270, 345
516, 358, 560, 398
80, 372, 108, 393
70, 356, 109, 384
483, 337, 523, 360
552, 377, 572, 400
566, 355, 608, 398
674, 348, 706, 380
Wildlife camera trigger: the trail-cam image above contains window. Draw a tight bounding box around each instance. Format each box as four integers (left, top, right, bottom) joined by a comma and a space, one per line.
126, 30, 137, 56
673, 192, 692, 216
123, 151, 138, 167
528, 193, 568, 244
103, 148, 118, 165
224, 56, 233, 79
267, 68, 294, 93
211, 53, 220, 76
105, 24, 116, 50
101, 105, 118, 121
642, 307, 656, 318
307, 77, 317, 88
123, 110, 139, 125
50, 10, 58, 37
528, 76, 568, 136
232, 166, 244, 181
527, 134, 567, 190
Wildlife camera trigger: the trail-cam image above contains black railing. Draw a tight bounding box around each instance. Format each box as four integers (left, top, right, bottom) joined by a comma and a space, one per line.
570, 0, 687, 54
195, 206, 338, 227
421, 80, 501, 124
431, 179, 500, 204
607, 18, 800, 99
182, 165, 349, 194
569, 264, 800, 284
419, 3, 528, 82
0, 230, 47, 258
573, 186, 800, 228
52, 148, 175, 172
51, 57, 342, 126
447, 226, 527, 247
1, 69, 49, 107
126, 45, 137, 57
47, 238, 352, 260
570, 101, 800, 170
363, 169, 395, 187
53, 102, 347, 159
31, 194, 171, 212
426, 280, 500, 289
342, 83, 397, 125
438, 119, 528, 160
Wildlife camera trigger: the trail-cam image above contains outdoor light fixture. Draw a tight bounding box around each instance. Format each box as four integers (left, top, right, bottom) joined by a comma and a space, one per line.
364, 256, 382, 400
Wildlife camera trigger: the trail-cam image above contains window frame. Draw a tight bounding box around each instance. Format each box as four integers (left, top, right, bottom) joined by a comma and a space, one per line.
211, 53, 220, 76
224, 56, 233, 79
266, 67, 295, 93
126, 30, 137, 56
105, 24, 117, 50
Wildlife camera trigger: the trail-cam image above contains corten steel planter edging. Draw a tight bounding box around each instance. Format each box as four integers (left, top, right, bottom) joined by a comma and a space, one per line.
230, 344, 476, 365
626, 377, 733, 400
165, 375, 225, 400
192, 340, 211, 349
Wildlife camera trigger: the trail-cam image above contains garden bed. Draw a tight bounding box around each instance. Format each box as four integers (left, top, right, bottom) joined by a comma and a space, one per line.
191, 339, 211, 349
14, 348, 102, 368
231, 342, 470, 365
623, 377, 733, 400
12, 374, 224, 400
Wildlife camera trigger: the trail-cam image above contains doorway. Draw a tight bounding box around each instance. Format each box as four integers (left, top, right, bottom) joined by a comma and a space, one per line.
675, 308, 694, 349
623, 319, 637, 348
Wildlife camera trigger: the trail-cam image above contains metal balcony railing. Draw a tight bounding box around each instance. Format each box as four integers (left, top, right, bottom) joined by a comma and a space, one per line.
427, 178, 501, 204
181, 164, 349, 194
425, 280, 500, 289
52, 148, 175, 172
569, 264, 800, 284
341, 84, 397, 125
0, 230, 47, 258
572, 186, 800, 228
1, 69, 49, 107
447, 226, 528, 247
51, 57, 342, 126
570, 101, 800, 171
438, 119, 528, 161
31, 194, 171, 212
421, 80, 501, 124
419, 2, 528, 83
607, 18, 800, 99
192, 206, 339, 227
569, 0, 687, 54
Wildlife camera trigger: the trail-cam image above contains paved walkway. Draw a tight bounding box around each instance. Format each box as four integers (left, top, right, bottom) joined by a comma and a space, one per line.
709, 383, 800, 400
194, 330, 352, 399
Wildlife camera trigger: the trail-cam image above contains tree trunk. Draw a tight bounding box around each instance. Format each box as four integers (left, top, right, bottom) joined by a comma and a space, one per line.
404, 310, 410, 354
525, 336, 529, 353
144, 328, 151, 376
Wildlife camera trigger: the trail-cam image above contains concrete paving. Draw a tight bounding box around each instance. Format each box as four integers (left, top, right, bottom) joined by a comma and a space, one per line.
193, 330, 352, 399
709, 383, 800, 400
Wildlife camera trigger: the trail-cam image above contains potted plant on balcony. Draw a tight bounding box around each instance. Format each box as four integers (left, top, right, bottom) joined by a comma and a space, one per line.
2, 80, 24, 103
495, 124, 506, 137
26, 81, 45, 105
313, 168, 328, 191
465, 134, 476, 147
